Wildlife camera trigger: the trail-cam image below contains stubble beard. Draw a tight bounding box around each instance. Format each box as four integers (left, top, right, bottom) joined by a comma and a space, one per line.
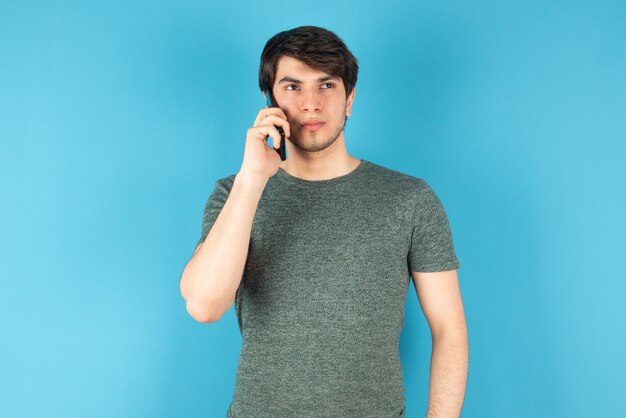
289, 112, 346, 153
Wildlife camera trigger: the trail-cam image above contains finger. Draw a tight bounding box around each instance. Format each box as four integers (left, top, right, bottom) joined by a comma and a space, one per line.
270, 106, 288, 119
259, 115, 291, 138
261, 120, 289, 140
253, 107, 269, 127
254, 107, 288, 127
271, 126, 283, 149
250, 125, 283, 148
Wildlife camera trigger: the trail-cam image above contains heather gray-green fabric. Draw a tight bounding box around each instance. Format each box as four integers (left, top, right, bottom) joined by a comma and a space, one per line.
196, 159, 460, 418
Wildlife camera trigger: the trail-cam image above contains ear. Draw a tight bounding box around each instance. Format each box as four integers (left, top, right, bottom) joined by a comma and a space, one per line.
345, 87, 356, 118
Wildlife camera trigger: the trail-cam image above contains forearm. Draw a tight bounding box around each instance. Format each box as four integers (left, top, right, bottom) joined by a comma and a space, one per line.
180, 172, 268, 322
426, 330, 469, 418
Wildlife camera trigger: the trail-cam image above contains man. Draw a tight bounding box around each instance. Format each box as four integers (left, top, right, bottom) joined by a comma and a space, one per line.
180, 26, 468, 418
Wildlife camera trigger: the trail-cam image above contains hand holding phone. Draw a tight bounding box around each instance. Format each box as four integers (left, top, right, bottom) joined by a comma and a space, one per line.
237, 92, 290, 180
265, 90, 287, 161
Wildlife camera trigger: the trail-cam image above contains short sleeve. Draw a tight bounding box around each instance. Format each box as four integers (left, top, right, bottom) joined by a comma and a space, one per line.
196, 176, 235, 248
408, 180, 461, 272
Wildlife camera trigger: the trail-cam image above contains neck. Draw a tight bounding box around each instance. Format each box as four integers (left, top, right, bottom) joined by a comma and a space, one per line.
279, 135, 361, 181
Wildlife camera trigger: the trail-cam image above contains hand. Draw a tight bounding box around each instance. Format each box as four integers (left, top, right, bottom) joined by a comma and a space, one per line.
238, 106, 291, 180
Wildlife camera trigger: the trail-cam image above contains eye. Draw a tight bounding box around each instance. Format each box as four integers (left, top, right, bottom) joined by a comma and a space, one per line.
321, 83, 335, 89
286, 84, 299, 91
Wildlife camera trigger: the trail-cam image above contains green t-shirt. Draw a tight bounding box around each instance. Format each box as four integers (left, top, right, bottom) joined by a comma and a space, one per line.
197, 159, 460, 418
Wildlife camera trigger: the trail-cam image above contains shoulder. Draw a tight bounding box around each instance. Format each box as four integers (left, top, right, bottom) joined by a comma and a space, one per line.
199, 173, 237, 208
211, 173, 238, 194
363, 160, 430, 196
363, 161, 452, 220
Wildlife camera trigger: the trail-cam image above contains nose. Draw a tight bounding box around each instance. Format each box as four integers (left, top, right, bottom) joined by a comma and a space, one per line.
299, 88, 322, 112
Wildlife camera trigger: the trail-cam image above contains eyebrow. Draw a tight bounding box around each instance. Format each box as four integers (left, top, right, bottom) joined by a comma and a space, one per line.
277, 75, 340, 85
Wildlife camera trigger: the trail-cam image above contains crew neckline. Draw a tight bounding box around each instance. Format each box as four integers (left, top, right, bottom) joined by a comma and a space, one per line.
275, 159, 370, 186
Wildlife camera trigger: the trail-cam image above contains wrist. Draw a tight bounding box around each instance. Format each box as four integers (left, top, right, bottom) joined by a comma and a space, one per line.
235, 171, 269, 190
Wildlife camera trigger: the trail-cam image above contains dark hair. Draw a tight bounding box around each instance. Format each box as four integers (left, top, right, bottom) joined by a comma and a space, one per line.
259, 26, 359, 101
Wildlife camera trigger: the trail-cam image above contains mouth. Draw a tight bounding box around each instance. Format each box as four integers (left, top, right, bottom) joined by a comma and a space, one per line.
300, 121, 325, 131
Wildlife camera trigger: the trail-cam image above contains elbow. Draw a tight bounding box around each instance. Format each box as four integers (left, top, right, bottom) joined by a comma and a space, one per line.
180, 266, 218, 323
185, 297, 223, 323
180, 279, 221, 323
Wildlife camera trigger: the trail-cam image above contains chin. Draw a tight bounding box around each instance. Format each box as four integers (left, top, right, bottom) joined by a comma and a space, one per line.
290, 137, 338, 153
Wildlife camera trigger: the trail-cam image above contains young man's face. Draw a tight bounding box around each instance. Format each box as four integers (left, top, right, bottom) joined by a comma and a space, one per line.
269, 55, 355, 153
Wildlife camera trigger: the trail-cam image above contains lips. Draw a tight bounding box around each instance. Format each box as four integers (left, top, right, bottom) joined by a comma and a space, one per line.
300, 119, 325, 131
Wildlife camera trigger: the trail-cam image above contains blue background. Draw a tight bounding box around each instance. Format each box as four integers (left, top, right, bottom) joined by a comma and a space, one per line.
1, 1, 625, 417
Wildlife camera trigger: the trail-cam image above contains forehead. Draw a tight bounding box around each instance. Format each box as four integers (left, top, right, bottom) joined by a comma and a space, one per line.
275, 56, 333, 80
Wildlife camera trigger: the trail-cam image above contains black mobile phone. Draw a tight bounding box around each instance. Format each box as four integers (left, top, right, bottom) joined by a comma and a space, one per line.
265, 90, 287, 161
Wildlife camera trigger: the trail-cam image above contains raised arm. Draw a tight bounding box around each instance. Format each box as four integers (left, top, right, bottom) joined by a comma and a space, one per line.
179, 104, 290, 323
